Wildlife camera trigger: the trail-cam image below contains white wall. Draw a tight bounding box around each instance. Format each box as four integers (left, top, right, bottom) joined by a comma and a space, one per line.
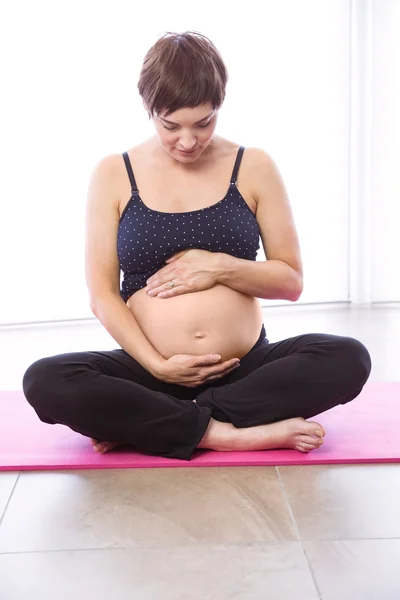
370, 0, 400, 301
0, 0, 396, 326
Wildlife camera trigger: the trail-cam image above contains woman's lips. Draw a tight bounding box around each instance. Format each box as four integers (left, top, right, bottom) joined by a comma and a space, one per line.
177, 148, 197, 154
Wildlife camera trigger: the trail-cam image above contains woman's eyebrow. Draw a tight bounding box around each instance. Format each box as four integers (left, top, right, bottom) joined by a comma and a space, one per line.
160, 112, 214, 125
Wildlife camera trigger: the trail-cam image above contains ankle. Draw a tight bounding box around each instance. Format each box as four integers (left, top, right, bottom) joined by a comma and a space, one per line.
198, 418, 239, 451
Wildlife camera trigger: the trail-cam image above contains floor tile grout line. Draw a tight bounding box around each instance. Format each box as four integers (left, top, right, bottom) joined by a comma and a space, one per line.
0, 542, 294, 557
275, 466, 322, 600
0, 472, 21, 529
1, 537, 400, 556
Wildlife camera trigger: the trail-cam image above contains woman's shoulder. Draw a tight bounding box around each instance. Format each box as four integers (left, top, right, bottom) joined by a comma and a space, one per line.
237, 147, 280, 191
242, 145, 274, 165
216, 137, 274, 166
91, 143, 148, 190
92, 140, 149, 171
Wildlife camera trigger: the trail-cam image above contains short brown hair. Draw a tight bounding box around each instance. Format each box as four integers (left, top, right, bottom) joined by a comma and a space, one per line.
138, 31, 228, 117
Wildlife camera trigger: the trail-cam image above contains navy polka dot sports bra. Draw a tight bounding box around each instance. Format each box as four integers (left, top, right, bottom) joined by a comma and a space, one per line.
117, 146, 261, 302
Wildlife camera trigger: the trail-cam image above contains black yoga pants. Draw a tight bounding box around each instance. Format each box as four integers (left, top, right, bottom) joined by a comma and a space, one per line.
22, 325, 372, 460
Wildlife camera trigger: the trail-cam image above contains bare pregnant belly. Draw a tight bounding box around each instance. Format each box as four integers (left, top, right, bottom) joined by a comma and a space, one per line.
126, 284, 264, 361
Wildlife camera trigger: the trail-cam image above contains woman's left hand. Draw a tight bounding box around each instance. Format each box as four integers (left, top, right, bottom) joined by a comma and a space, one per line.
145, 249, 221, 298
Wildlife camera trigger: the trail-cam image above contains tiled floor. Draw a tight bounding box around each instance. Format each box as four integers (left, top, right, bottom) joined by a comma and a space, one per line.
0, 303, 399, 599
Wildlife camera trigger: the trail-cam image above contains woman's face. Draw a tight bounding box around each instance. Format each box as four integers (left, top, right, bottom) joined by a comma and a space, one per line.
151, 102, 218, 162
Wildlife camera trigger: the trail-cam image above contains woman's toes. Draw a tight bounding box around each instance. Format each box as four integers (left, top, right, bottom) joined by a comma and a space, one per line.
93, 441, 106, 453
100, 441, 121, 454
311, 425, 324, 438
91, 440, 121, 453
295, 443, 314, 453
306, 420, 325, 438
300, 434, 322, 447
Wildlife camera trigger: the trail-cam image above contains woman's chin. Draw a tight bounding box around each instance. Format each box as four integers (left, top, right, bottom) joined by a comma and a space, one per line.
173, 148, 201, 160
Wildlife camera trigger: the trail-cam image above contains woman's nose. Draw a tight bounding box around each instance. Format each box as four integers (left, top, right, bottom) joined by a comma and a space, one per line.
179, 136, 196, 150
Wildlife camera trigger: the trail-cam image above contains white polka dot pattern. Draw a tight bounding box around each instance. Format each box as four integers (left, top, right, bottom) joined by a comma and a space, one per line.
117, 148, 261, 302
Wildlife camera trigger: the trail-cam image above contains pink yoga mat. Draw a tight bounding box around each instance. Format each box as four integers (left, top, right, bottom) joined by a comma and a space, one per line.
0, 382, 399, 471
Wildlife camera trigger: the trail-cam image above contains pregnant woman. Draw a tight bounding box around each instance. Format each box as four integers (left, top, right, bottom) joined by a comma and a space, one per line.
22, 31, 371, 460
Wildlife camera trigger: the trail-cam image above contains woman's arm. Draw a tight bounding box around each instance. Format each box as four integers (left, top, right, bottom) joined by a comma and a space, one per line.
91, 293, 166, 375
216, 148, 303, 301
144, 248, 302, 302
85, 155, 164, 375
215, 254, 303, 301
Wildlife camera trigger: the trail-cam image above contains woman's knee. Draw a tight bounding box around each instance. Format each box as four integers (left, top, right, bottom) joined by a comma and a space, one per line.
338, 336, 372, 385
22, 356, 64, 411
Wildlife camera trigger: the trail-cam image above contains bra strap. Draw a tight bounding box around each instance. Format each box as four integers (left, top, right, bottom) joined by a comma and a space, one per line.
230, 146, 245, 185
122, 152, 139, 194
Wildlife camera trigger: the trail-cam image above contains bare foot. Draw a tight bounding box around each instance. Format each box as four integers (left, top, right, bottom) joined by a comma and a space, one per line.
90, 438, 123, 454
197, 417, 326, 453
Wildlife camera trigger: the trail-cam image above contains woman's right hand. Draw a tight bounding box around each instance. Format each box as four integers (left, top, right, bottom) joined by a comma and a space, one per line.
152, 353, 241, 387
